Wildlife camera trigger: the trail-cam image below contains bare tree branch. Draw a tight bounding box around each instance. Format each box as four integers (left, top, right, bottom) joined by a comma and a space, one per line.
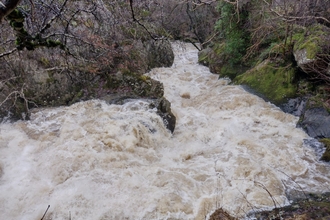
0, 0, 21, 21
129, 0, 157, 40
0, 47, 17, 57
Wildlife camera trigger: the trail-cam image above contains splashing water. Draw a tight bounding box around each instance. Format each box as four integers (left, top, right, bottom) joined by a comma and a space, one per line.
0, 42, 329, 219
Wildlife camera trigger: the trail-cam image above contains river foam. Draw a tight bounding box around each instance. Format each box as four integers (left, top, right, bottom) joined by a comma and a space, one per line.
0, 42, 329, 219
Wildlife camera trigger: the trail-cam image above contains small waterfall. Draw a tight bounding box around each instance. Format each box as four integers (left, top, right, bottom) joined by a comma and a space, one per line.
0, 42, 329, 219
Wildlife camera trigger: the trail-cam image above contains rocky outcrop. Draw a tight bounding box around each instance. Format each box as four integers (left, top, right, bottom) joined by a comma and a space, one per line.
143, 39, 174, 69
319, 138, 330, 162
293, 24, 330, 77
198, 44, 248, 79
0, 39, 174, 121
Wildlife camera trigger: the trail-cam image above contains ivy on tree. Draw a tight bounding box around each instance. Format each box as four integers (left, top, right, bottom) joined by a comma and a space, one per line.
6, 8, 65, 51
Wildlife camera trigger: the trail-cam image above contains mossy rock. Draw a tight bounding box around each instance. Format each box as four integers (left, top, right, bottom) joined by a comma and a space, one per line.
293, 24, 328, 60
320, 138, 330, 162
292, 24, 330, 76
234, 59, 297, 105
198, 43, 248, 79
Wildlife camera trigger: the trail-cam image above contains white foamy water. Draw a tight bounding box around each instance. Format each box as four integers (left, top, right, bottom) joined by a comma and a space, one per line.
1, 42, 329, 220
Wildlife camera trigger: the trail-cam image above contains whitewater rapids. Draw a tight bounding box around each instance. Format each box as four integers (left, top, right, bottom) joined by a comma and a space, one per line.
0, 42, 329, 219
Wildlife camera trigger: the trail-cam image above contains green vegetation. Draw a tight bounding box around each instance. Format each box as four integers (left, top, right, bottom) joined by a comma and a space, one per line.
200, 0, 330, 111
215, 2, 249, 66
292, 24, 327, 59
7, 9, 66, 51
234, 59, 297, 104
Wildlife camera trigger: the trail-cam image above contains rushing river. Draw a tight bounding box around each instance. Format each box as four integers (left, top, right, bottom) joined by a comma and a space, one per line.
0, 42, 329, 220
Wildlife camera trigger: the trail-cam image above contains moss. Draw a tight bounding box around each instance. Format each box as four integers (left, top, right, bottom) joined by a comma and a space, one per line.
320, 138, 330, 162
39, 57, 50, 67
138, 75, 150, 82
292, 24, 327, 59
220, 64, 242, 79
234, 59, 297, 104
198, 49, 210, 65
198, 43, 247, 79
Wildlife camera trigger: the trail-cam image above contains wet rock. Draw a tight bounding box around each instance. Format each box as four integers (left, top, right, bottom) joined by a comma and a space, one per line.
303, 138, 326, 160
209, 208, 236, 220
198, 44, 248, 79
103, 96, 176, 133
298, 107, 330, 138
0, 38, 174, 121
155, 97, 176, 133
280, 97, 307, 117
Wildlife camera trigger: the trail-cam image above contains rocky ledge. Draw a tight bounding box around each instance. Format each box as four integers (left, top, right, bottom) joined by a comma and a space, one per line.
0, 39, 176, 132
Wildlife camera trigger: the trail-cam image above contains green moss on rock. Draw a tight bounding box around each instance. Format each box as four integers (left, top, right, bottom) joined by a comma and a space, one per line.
198, 43, 247, 79
234, 59, 297, 104
293, 24, 328, 60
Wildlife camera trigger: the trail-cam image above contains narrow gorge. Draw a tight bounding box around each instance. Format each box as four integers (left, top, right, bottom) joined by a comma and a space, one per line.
0, 42, 329, 219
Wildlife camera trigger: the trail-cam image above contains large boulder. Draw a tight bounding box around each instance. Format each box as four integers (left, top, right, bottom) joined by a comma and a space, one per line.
198, 43, 248, 79
143, 39, 174, 69
234, 58, 297, 105
293, 24, 330, 77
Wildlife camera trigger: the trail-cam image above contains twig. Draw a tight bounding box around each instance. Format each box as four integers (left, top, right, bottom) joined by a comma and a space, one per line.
254, 181, 278, 209
0, 48, 17, 58
41, 205, 50, 220
129, 0, 157, 40
276, 169, 312, 209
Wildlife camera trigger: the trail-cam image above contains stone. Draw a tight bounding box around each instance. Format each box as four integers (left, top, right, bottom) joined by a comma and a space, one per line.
155, 97, 176, 133
143, 39, 174, 69
104, 96, 176, 133
298, 107, 330, 138
293, 24, 330, 77
280, 97, 307, 117
0, 38, 174, 121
